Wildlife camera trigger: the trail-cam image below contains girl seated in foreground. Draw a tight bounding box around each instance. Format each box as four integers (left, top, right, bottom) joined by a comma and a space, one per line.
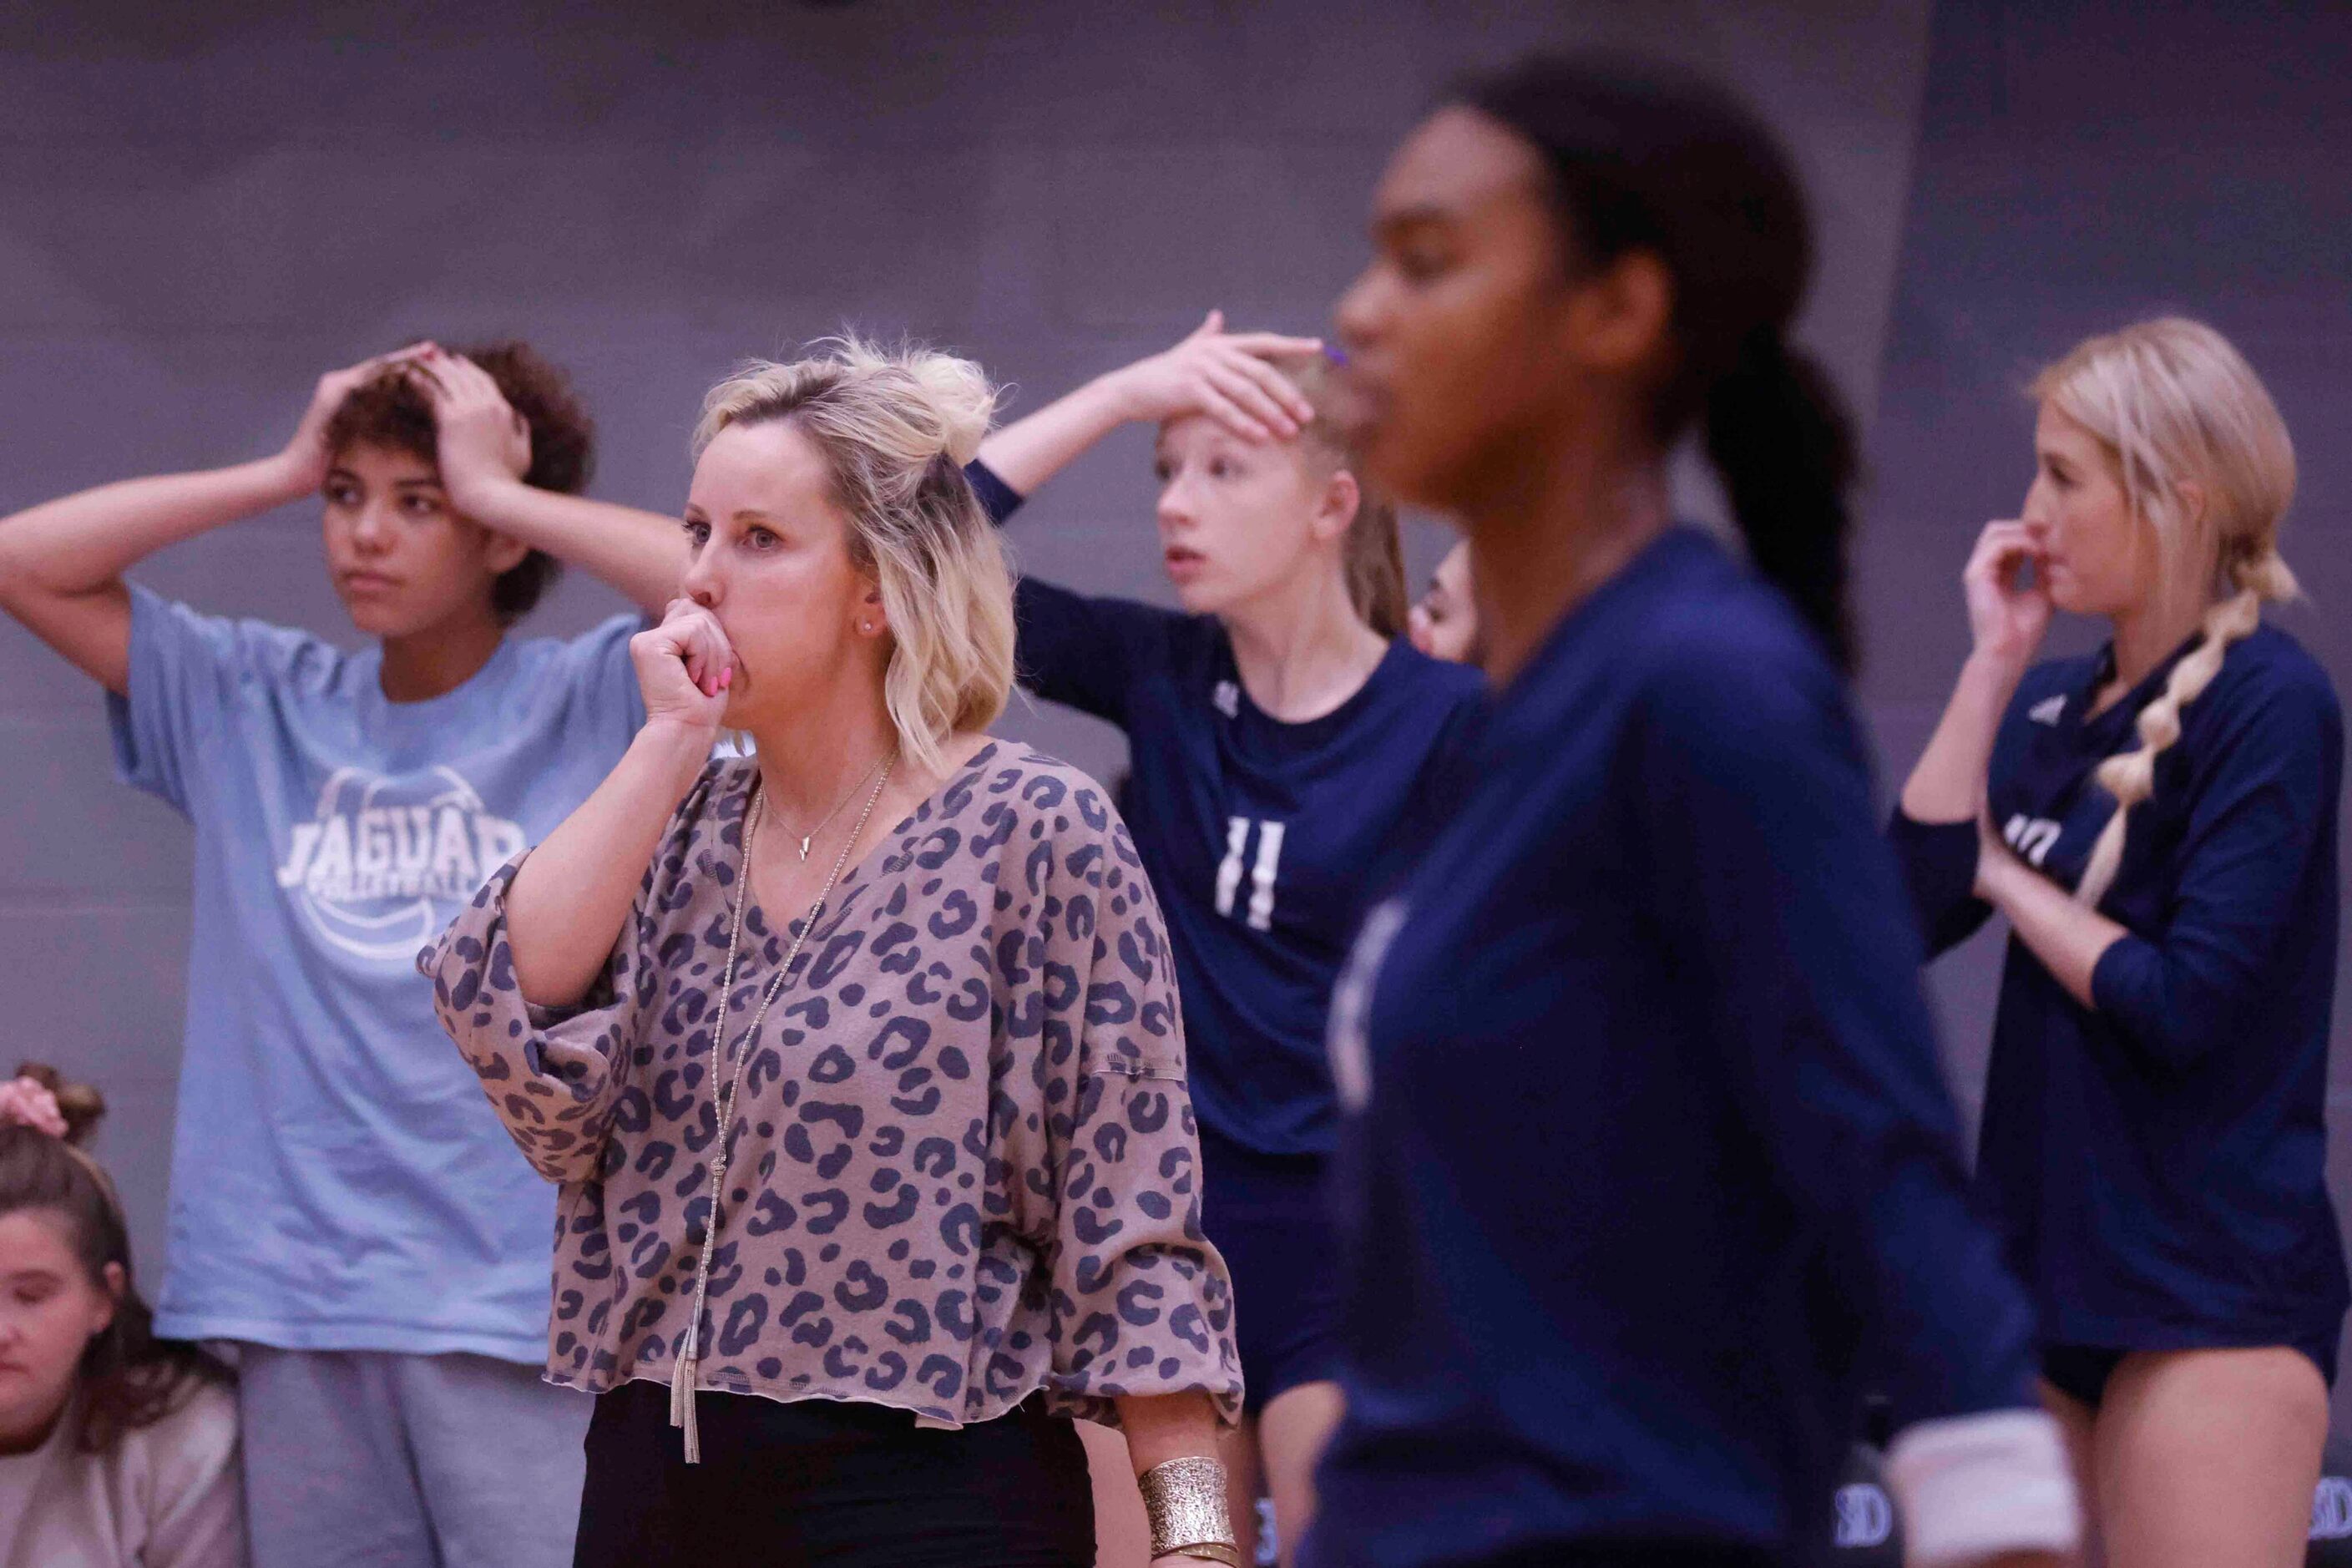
0, 1066, 243, 1568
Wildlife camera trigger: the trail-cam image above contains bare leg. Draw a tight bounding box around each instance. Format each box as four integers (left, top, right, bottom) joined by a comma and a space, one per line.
2095, 1347, 2327, 1568
2040, 1378, 2104, 1568
1256, 1381, 1344, 1568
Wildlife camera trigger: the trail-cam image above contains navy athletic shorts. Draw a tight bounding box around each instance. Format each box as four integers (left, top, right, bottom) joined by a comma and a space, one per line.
1198, 1121, 1344, 1415
2043, 1329, 2340, 1410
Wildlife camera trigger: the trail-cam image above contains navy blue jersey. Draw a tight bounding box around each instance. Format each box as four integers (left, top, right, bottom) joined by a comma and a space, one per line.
1892, 622, 2349, 1366
969, 460, 1485, 1156
1304, 529, 2040, 1566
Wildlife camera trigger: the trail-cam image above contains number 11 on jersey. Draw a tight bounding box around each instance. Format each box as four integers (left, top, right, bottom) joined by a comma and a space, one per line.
1215, 817, 1286, 931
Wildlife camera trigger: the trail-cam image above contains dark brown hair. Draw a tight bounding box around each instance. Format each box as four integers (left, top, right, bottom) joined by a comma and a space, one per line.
324, 340, 597, 623
1459, 53, 1859, 670
0, 1063, 228, 1453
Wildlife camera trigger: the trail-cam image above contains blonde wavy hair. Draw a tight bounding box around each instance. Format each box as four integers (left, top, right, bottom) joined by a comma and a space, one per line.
2031, 316, 2299, 907
694, 340, 1017, 776
1268, 349, 1410, 640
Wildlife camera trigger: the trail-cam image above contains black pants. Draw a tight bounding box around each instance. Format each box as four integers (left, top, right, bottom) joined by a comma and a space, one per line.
573, 1382, 1095, 1567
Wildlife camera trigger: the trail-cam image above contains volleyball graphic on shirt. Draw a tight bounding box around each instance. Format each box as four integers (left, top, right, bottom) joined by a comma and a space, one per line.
274, 765, 526, 963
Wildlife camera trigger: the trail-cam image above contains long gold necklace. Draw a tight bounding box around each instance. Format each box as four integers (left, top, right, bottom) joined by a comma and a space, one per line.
667, 751, 893, 1463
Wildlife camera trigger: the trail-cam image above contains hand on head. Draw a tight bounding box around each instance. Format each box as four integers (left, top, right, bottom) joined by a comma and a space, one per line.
278, 342, 439, 495
1114, 311, 1323, 443
408, 348, 532, 512
0, 1075, 68, 1141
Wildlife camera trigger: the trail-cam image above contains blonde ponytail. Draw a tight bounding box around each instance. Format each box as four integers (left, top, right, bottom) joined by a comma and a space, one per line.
695, 338, 1016, 775
2035, 319, 2301, 910
1268, 349, 1410, 639
2075, 582, 2264, 907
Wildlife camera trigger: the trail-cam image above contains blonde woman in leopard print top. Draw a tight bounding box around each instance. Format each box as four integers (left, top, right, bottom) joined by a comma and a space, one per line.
424, 341, 1243, 1568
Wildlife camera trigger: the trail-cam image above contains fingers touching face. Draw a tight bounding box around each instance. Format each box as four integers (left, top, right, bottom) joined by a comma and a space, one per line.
682, 420, 882, 726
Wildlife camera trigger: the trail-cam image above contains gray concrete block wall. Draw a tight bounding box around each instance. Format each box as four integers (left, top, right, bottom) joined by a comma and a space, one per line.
0, 0, 1935, 1284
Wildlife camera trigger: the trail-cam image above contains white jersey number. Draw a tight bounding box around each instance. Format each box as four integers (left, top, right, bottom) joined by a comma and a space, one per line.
2003, 813, 2062, 867
1214, 817, 1287, 931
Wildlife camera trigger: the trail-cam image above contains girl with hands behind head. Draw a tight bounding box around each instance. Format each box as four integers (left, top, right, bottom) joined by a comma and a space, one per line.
1, 1065, 242, 1568
428, 339, 1244, 1568
968, 312, 1486, 1565
1894, 319, 2339, 1568
0, 340, 690, 1567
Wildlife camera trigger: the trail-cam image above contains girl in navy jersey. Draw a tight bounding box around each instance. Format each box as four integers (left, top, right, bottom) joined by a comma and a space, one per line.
1303, 54, 2079, 1568
967, 317, 1485, 1565
1894, 317, 2343, 1568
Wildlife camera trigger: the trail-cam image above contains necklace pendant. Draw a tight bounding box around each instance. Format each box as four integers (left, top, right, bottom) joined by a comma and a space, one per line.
797, 836, 812, 862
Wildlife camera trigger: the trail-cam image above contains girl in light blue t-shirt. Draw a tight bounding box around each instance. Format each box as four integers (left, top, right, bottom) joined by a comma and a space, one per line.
0, 342, 686, 1568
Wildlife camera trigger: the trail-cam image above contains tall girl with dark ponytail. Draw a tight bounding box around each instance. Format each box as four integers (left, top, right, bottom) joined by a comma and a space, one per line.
1306, 54, 2079, 1567
1895, 318, 2341, 1568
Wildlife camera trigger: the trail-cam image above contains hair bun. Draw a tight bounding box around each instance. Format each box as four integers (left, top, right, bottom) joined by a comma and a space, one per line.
900, 352, 998, 466
17, 1061, 106, 1146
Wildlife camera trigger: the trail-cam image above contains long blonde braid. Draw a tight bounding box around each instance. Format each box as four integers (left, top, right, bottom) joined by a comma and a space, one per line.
2075, 560, 2285, 907
2041, 317, 2302, 909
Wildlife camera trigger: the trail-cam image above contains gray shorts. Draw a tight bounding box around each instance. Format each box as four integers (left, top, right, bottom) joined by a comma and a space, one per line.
232, 1345, 589, 1568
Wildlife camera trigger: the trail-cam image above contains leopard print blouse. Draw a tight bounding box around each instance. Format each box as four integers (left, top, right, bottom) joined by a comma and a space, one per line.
422, 742, 1243, 1429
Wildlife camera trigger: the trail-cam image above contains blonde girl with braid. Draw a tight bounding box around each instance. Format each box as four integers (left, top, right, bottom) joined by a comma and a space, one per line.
1895, 316, 2344, 1568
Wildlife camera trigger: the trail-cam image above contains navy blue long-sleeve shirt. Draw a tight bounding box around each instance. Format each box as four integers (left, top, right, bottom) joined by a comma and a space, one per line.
968, 460, 1485, 1156
1303, 529, 2040, 1566
1891, 623, 2349, 1366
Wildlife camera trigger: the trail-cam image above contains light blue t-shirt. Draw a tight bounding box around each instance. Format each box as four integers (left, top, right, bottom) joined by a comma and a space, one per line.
109, 584, 645, 1362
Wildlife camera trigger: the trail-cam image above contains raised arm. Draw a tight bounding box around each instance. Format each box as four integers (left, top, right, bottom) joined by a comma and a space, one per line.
1890, 522, 2053, 951
417, 351, 688, 617
501, 598, 731, 1008
0, 346, 430, 694
975, 311, 1322, 497
1900, 521, 2051, 824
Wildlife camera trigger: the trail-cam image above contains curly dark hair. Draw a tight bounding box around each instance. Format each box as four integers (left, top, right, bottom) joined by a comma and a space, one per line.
0, 1063, 230, 1454
323, 341, 597, 623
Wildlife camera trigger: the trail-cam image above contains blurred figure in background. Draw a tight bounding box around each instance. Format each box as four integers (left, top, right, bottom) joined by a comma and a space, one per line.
0, 1065, 242, 1568
1306, 53, 2080, 1568
1895, 317, 2342, 1568
0, 344, 685, 1567
1406, 539, 1481, 668
969, 315, 1485, 1564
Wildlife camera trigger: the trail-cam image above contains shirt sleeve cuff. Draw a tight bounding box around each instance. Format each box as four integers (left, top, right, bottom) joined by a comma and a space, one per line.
1887, 810, 1980, 931
964, 458, 1024, 526
2091, 933, 2158, 1020
1885, 1408, 2081, 1566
